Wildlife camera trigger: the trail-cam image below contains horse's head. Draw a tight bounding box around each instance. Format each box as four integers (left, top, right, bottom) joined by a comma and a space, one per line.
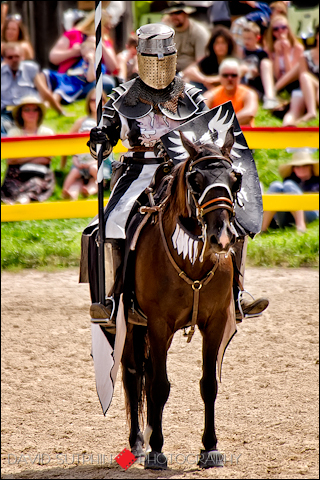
180, 128, 242, 255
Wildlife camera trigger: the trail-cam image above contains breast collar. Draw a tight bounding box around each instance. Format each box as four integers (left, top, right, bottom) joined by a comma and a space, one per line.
111, 77, 202, 121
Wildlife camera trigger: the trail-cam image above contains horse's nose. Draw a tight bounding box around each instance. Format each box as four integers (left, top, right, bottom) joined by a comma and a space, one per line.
209, 227, 235, 251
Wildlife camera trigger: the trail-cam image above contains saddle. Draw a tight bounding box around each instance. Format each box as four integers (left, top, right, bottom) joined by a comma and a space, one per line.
123, 160, 174, 326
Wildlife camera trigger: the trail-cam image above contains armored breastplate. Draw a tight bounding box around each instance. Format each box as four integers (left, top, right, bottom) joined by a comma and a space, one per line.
109, 77, 206, 121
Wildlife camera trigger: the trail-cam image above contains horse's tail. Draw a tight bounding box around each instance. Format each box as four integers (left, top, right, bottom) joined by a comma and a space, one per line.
122, 324, 149, 433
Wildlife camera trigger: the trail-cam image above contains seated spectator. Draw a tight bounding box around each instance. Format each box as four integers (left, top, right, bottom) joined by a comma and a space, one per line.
61, 88, 109, 200
49, 10, 118, 95
1, 96, 55, 205
269, 1, 289, 18
208, 1, 231, 29
1, 13, 34, 60
281, 24, 319, 125
1, 1, 9, 37
1, 43, 64, 135
261, 150, 319, 233
297, 25, 319, 123
204, 57, 259, 126
117, 34, 138, 83
40, 37, 103, 106
240, 21, 269, 99
161, 2, 211, 73
230, 1, 272, 48
261, 14, 304, 109
182, 25, 238, 92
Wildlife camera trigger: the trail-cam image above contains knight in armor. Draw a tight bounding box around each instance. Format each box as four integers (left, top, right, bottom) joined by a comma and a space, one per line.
81, 23, 269, 333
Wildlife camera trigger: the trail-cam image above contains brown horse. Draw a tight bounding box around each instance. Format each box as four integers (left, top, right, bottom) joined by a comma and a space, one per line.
121, 128, 242, 469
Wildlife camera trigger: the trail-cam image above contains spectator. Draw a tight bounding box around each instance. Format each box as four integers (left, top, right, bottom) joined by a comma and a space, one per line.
117, 34, 139, 83
161, 1, 210, 72
240, 21, 269, 99
297, 25, 319, 123
269, 1, 289, 17
1, 1, 9, 36
261, 150, 319, 233
208, 1, 231, 29
61, 88, 108, 200
1, 43, 64, 135
40, 37, 103, 107
261, 13, 304, 109
1, 13, 34, 60
49, 10, 119, 94
1, 96, 55, 205
204, 57, 259, 126
230, 1, 272, 48
182, 25, 238, 92
281, 24, 319, 125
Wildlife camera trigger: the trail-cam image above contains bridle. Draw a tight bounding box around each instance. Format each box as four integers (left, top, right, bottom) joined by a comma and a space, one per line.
187, 155, 236, 219
186, 155, 238, 261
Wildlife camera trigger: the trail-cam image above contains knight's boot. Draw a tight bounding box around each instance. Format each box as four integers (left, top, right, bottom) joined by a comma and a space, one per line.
232, 237, 269, 323
90, 239, 124, 334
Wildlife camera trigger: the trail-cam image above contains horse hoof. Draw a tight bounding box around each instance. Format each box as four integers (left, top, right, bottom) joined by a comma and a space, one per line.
198, 449, 224, 468
131, 432, 145, 458
131, 443, 145, 459
144, 451, 167, 470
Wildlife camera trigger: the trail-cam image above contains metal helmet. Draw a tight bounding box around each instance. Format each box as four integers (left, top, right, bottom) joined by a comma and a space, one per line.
136, 23, 177, 89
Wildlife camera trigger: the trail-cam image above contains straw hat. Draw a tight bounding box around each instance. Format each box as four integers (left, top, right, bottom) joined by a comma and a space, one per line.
12, 96, 46, 127
279, 150, 319, 178
162, 2, 196, 15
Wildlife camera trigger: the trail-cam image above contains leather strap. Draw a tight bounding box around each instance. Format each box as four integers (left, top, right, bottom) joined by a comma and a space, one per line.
159, 210, 219, 343
129, 146, 155, 152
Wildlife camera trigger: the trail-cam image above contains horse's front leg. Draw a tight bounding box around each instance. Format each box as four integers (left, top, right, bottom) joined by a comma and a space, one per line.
122, 325, 145, 458
199, 323, 224, 468
144, 324, 171, 470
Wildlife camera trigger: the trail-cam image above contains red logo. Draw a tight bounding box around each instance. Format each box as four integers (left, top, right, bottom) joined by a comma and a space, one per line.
115, 448, 136, 470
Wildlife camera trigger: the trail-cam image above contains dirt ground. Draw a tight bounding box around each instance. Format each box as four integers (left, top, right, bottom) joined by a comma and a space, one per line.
1, 267, 319, 479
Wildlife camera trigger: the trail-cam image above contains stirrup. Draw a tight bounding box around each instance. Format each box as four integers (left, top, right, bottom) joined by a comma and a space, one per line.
237, 289, 267, 320
90, 296, 116, 327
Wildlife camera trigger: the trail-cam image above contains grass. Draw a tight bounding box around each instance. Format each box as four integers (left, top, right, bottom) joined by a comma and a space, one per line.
1, 100, 319, 271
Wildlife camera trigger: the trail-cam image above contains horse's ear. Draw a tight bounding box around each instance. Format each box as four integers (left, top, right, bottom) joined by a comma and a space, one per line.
179, 131, 200, 162
221, 126, 234, 159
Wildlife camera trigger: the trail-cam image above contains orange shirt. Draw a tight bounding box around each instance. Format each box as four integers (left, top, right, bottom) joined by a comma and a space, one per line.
207, 85, 254, 126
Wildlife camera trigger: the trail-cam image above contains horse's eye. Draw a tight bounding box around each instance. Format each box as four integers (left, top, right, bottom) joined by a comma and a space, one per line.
231, 171, 242, 194
187, 170, 203, 194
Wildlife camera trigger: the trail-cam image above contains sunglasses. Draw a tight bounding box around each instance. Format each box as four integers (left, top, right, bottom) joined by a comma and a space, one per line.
22, 107, 40, 112
273, 25, 288, 32
5, 55, 21, 60
7, 13, 22, 22
221, 73, 238, 78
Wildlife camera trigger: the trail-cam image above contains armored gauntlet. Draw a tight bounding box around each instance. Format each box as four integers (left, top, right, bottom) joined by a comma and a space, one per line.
87, 126, 113, 160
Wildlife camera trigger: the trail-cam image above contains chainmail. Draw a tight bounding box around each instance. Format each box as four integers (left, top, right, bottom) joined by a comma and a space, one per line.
124, 77, 185, 114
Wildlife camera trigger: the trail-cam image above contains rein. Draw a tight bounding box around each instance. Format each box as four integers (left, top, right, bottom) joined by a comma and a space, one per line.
158, 209, 219, 343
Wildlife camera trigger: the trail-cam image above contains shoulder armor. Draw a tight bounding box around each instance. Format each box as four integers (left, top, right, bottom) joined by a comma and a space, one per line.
112, 78, 153, 119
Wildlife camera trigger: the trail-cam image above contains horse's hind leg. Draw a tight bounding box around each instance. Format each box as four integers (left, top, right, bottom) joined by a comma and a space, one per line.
122, 325, 146, 458
199, 330, 224, 468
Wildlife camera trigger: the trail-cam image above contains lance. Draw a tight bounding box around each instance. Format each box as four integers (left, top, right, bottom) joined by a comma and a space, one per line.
95, 0, 105, 306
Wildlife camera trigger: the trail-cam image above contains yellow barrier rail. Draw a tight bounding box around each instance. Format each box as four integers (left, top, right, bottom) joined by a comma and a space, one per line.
1, 128, 319, 222
1, 127, 319, 159
1, 194, 318, 222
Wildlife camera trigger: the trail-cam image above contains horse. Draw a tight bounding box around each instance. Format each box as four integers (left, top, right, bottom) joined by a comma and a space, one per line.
121, 127, 242, 469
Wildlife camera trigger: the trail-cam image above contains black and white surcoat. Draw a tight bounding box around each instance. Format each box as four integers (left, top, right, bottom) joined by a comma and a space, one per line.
90, 76, 209, 240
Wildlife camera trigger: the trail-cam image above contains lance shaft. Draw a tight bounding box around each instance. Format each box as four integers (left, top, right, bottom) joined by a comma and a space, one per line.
95, 0, 105, 306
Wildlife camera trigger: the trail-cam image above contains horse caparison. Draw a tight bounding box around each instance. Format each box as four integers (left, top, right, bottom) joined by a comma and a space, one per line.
121, 128, 242, 469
